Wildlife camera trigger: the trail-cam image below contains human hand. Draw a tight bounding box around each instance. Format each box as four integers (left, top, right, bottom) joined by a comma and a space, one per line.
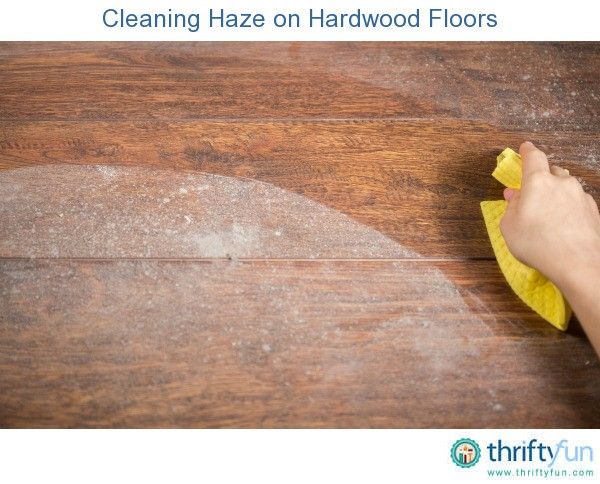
500, 141, 600, 293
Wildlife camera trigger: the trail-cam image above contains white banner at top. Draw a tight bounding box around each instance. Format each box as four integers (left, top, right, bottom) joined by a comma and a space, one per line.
1, 0, 599, 41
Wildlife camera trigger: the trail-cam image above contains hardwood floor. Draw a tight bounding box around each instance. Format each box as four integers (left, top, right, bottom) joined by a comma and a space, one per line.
0, 42, 599, 427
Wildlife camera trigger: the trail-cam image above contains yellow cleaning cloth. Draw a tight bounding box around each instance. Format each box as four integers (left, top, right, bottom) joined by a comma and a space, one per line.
480, 148, 571, 330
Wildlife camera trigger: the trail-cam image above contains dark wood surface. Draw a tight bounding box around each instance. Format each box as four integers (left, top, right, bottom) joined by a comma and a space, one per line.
2, 259, 598, 428
2, 120, 599, 258
0, 42, 599, 428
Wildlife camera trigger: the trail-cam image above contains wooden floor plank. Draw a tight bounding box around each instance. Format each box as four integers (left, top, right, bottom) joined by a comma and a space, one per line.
0, 43, 598, 130
1, 258, 598, 428
1, 123, 598, 258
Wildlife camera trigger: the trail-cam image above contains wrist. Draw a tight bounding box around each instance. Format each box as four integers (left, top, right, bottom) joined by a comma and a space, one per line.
555, 239, 600, 302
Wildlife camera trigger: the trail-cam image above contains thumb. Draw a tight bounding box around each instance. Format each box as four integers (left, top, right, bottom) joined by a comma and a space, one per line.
502, 187, 520, 218
499, 190, 519, 241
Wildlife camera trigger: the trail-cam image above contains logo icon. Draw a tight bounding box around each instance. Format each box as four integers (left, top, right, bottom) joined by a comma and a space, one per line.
451, 438, 481, 468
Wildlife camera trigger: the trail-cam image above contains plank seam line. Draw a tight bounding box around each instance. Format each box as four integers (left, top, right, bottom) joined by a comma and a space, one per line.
0, 117, 594, 128
0, 256, 496, 262
0, 117, 442, 123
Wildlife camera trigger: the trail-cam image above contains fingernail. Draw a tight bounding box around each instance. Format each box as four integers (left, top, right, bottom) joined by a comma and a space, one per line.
523, 141, 533, 147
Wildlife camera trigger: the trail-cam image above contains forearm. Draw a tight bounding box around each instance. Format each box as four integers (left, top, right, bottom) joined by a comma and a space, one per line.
557, 248, 600, 356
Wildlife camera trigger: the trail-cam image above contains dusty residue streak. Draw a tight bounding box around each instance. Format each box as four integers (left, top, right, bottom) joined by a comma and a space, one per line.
0, 164, 416, 259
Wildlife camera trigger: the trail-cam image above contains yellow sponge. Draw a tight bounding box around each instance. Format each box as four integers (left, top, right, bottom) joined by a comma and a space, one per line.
493, 147, 523, 189
480, 148, 571, 330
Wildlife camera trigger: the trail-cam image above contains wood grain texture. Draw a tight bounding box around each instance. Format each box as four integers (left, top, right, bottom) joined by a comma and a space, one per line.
0, 164, 414, 259
1, 258, 599, 428
0, 42, 599, 428
0, 43, 599, 130
1, 121, 599, 258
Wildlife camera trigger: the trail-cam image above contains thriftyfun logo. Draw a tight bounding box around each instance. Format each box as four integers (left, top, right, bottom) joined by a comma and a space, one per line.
450, 438, 594, 470
487, 439, 593, 468
451, 438, 481, 468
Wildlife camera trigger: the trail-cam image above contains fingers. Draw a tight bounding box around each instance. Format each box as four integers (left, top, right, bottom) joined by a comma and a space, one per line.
550, 165, 570, 177
519, 141, 550, 177
503, 187, 516, 201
